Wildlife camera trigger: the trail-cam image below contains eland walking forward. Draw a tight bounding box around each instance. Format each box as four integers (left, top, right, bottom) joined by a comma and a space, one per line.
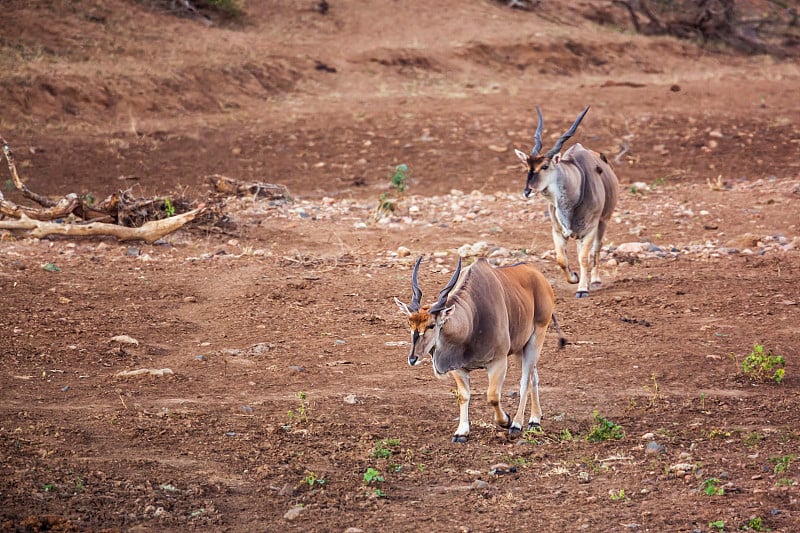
514, 106, 619, 298
395, 257, 565, 443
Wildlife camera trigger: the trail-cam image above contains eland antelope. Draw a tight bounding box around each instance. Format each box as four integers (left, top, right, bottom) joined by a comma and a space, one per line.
514, 106, 619, 298
395, 257, 565, 443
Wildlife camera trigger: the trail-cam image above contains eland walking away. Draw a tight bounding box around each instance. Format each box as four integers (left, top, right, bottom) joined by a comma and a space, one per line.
395, 257, 565, 443
514, 106, 619, 298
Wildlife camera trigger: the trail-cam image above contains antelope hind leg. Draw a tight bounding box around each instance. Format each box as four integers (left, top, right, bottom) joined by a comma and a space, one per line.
590, 219, 608, 289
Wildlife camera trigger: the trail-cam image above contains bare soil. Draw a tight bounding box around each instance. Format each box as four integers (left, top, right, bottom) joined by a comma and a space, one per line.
1, 1, 799, 532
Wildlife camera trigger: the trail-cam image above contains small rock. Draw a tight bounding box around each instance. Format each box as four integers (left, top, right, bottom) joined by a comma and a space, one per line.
397, 246, 412, 257
239, 405, 254, 414
183, 296, 197, 303
195, 355, 207, 361
641, 432, 655, 440
110, 335, 139, 346
616, 242, 649, 254
288, 365, 305, 373
115, 368, 174, 378
489, 463, 516, 475
127, 247, 141, 257
645, 441, 666, 455
344, 528, 365, 533
343, 394, 361, 405
471, 479, 490, 490
284, 505, 305, 521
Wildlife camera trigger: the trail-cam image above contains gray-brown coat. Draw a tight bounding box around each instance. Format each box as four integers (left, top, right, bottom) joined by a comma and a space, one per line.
515, 107, 619, 297
395, 257, 564, 442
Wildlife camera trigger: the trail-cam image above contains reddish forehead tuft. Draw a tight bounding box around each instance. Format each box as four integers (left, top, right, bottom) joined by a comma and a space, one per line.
530, 154, 548, 170
408, 309, 431, 332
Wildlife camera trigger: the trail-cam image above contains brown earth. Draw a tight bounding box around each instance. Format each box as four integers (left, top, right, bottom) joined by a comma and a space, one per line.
1, 1, 799, 532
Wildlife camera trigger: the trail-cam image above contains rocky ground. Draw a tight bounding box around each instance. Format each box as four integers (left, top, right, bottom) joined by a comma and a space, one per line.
1, 1, 799, 532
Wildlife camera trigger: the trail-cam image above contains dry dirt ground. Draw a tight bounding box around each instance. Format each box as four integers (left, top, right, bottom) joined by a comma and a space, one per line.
1, 1, 799, 532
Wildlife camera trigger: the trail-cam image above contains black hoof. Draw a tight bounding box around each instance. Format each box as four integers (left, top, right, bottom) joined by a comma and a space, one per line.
575, 290, 589, 298
508, 425, 522, 435
527, 422, 542, 431
451, 435, 468, 444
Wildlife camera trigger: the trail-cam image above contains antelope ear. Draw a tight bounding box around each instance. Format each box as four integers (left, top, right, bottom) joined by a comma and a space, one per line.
438, 305, 455, 323
514, 148, 530, 167
394, 297, 412, 317
552, 153, 562, 165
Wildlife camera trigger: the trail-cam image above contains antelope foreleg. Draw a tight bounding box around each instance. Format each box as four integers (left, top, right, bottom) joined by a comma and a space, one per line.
486, 356, 510, 429
575, 229, 597, 298
552, 225, 578, 285
450, 370, 471, 443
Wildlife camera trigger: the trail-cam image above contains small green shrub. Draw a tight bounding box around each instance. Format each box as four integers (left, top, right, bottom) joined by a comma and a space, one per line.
771, 454, 796, 474
701, 477, 725, 496
586, 411, 625, 442
745, 516, 767, 531
372, 438, 401, 458
741, 344, 785, 383
363, 467, 384, 484
371, 164, 409, 221
287, 392, 308, 423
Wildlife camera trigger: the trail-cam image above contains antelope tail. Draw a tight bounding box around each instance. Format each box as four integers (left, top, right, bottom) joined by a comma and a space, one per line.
551, 312, 567, 349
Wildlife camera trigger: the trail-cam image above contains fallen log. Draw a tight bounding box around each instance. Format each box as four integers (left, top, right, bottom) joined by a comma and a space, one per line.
0, 208, 207, 243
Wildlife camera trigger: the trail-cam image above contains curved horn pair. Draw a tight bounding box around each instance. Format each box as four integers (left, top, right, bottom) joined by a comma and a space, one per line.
408, 257, 462, 315
529, 106, 591, 158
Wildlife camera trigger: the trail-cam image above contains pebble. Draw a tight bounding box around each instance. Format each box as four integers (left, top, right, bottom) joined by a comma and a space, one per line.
343, 394, 361, 404
471, 479, 490, 490
284, 505, 305, 521
645, 441, 666, 455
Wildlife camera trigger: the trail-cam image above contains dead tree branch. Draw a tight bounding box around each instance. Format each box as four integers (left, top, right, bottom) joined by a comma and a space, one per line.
0, 137, 209, 242
0, 209, 206, 243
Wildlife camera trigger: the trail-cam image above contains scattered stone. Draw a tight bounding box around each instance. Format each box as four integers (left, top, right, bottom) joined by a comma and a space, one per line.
616, 242, 649, 254
470, 479, 490, 490
458, 241, 489, 257
645, 441, 666, 455
109, 335, 139, 346
284, 505, 305, 521
195, 355, 207, 361
344, 528, 365, 533
489, 463, 516, 475
670, 462, 696, 475
239, 405, 254, 414
641, 432, 655, 440
343, 394, 361, 404
116, 368, 174, 378
183, 296, 197, 303
288, 365, 305, 372
397, 246, 412, 257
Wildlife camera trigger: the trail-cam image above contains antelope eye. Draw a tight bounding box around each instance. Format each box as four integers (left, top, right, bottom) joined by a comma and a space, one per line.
426, 323, 435, 330
541, 164, 549, 171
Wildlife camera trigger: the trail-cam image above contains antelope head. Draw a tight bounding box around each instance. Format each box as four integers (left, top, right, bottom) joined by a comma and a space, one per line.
394, 257, 462, 367
515, 106, 590, 198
